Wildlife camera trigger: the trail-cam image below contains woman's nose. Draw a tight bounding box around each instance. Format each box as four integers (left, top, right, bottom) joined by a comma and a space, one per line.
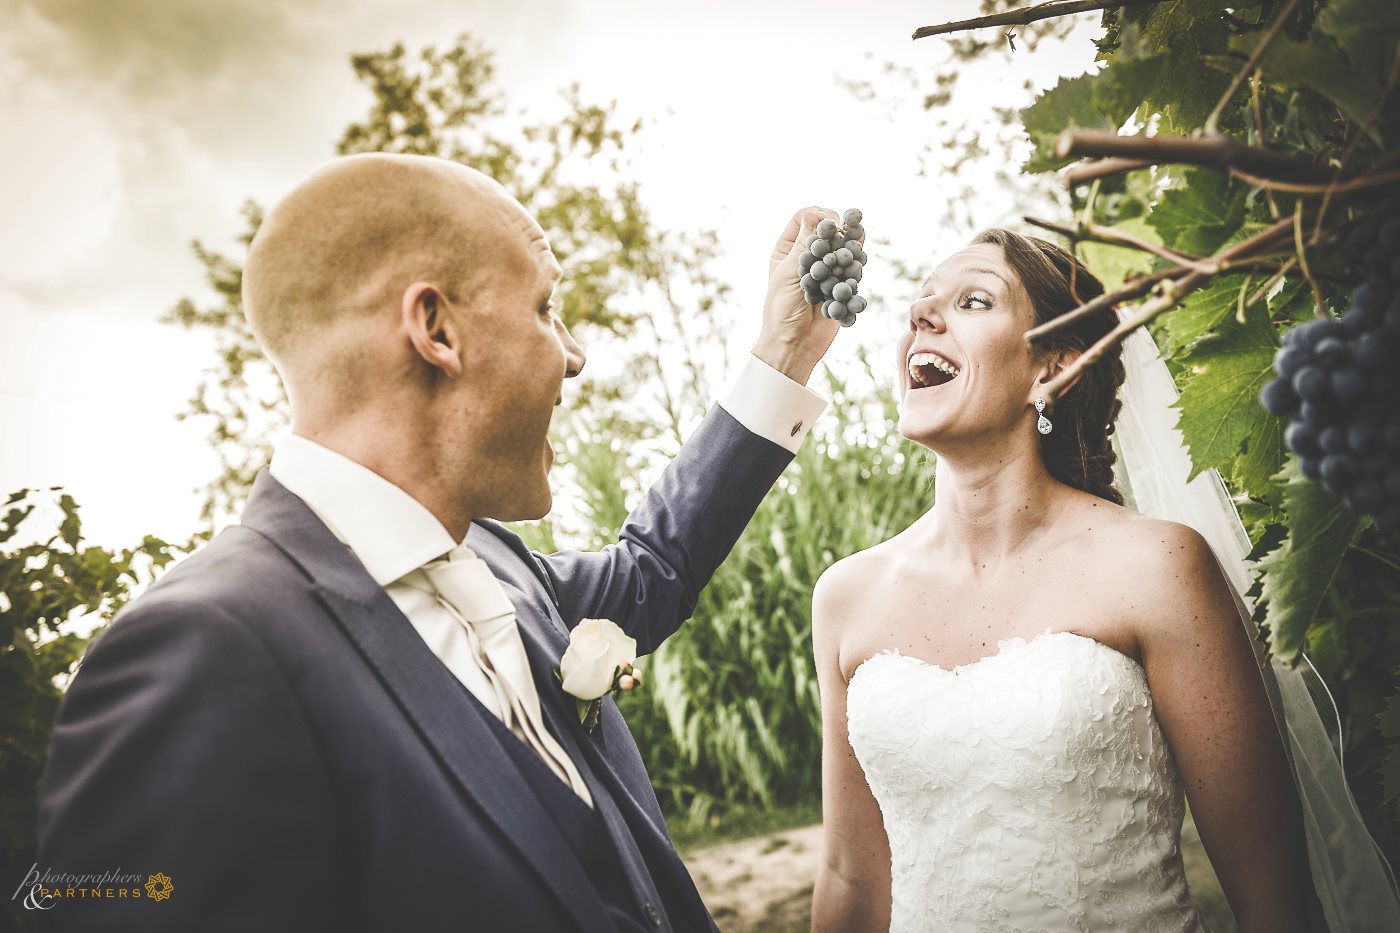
909, 296, 944, 334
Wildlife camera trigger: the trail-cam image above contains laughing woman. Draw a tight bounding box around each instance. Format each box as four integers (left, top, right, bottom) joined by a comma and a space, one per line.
809, 230, 1310, 932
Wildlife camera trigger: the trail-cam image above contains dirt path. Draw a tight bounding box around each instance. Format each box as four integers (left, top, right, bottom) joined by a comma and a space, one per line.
684, 824, 822, 932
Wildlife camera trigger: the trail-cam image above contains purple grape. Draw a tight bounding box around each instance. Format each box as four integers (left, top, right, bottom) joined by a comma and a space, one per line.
1321, 454, 1359, 490
1274, 346, 1307, 379
1260, 378, 1299, 416
1286, 421, 1321, 457
1330, 368, 1364, 400
1315, 337, 1350, 368
1320, 426, 1348, 454
1354, 333, 1387, 370
1293, 366, 1329, 402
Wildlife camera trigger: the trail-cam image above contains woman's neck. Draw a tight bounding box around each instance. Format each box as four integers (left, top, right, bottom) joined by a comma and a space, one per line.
922, 439, 1072, 568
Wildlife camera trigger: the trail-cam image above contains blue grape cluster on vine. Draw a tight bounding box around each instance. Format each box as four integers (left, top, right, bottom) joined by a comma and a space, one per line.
1260, 195, 1400, 531
799, 209, 868, 327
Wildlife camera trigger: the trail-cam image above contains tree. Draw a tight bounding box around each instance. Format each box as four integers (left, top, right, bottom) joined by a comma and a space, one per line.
1, 489, 180, 933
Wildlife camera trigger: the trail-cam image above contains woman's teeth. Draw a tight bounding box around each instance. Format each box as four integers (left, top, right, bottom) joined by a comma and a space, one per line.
908, 351, 960, 387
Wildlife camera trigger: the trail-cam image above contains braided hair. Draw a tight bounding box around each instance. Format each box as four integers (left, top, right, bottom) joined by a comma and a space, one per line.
972, 228, 1125, 505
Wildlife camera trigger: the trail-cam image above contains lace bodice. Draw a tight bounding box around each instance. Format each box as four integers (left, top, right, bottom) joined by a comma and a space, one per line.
847, 630, 1207, 932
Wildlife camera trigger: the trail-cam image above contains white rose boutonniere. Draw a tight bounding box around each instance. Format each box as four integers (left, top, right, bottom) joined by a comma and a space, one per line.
558, 618, 642, 732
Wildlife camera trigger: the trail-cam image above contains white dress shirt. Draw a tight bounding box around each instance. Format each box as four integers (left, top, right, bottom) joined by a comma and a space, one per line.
269, 354, 826, 722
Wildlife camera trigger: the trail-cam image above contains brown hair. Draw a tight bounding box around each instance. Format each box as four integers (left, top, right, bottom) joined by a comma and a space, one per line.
972, 228, 1125, 505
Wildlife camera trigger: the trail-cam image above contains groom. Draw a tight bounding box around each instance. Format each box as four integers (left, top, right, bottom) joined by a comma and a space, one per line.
37, 154, 836, 931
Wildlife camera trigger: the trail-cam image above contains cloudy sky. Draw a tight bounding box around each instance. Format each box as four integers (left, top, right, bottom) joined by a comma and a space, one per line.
0, 0, 1097, 548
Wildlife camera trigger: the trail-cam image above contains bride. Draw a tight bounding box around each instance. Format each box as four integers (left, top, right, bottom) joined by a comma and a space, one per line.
809, 229, 1312, 932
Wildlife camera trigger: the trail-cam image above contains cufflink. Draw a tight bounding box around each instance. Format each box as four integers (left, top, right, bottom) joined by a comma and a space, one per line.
790, 420, 803, 437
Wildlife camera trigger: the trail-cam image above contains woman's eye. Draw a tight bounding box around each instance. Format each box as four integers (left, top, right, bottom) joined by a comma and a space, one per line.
958, 293, 993, 311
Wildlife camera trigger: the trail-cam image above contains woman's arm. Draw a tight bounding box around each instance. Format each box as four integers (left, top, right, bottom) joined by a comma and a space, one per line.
1134, 522, 1311, 933
810, 563, 892, 933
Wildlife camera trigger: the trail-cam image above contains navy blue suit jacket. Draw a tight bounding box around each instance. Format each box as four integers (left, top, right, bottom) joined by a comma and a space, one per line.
37, 406, 793, 931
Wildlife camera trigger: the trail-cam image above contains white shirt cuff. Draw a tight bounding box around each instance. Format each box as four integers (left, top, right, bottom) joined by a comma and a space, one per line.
718, 355, 828, 454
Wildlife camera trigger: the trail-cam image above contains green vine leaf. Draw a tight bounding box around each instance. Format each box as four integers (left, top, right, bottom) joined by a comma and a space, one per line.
1020, 54, 1166, 173
1239, 33, 1389, 145
1021, 73, 1116, 173
1159, 275, 1243, 354
1174, 303, 1284, 499
1317, 0, 1400, 84
1130, 0, 1231, 133
1147, 169, 1246, 257
1255, 463, 1365, 662
1079, 217, 1160, 291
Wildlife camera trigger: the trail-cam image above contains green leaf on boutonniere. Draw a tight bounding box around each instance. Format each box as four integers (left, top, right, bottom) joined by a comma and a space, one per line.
579, 697, 603, 733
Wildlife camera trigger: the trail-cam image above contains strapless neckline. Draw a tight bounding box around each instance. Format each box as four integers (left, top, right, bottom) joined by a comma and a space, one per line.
846, 624, 1204, 932
851, 628, 1142, 683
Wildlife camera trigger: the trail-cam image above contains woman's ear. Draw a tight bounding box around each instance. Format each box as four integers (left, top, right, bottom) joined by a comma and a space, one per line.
402, 281, 463, 378
1030, 346, 1084, 404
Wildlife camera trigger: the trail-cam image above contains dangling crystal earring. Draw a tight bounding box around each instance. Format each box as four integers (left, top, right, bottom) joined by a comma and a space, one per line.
1035, 397, 1053, 435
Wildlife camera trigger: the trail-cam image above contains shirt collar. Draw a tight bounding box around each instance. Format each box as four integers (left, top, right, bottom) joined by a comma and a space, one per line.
268, 434, 459, 587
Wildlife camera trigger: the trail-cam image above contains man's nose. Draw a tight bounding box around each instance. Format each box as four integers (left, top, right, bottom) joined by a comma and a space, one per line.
557, 319, 586, 378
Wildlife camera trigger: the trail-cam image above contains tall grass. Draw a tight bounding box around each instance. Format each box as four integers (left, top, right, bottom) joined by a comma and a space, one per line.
522, 359, 936, 826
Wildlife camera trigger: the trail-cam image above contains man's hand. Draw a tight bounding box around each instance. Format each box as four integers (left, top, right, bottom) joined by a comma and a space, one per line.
751, 206, 846, 385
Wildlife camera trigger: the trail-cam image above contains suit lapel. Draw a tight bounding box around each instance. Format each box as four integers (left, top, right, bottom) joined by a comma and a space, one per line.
482, 546, 712, 930
239, 472, 613, 932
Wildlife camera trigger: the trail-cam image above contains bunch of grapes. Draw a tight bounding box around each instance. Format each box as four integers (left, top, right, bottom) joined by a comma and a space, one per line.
1259, 196, 1400, 531
799, 209, 868, 327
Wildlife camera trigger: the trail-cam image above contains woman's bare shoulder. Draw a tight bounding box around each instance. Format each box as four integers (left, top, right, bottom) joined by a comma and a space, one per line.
813, 524, 920, 638
1071, 502, 1238, 640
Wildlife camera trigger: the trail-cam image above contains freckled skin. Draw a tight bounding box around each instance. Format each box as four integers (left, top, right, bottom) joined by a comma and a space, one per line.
810, 243, 1312, 933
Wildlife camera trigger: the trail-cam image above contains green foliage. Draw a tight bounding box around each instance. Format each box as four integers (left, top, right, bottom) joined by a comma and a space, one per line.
1318, 0, 1400, 83
1018, 0, 1400, 862
1146, 169, 1245, 257
1125, 1, 1231, 133
1241, 33, 1391, 143
1256, 464, 1365, 659
1021, 55, 1167, 171
1, 490, 181, 933
605, 362, 935, 824
1172, 302, 1284, 499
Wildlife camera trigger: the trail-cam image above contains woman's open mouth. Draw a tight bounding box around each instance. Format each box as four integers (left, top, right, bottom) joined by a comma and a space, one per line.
907, 350, 961, 389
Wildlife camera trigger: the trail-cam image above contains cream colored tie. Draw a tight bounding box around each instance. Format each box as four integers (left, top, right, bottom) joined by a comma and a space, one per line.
423, 545, 593, 807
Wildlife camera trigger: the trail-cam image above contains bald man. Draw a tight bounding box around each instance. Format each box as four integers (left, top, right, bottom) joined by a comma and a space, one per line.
37, 154, 840, 932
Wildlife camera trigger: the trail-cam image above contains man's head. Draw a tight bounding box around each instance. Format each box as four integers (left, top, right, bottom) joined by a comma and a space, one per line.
243, 153, 585, 532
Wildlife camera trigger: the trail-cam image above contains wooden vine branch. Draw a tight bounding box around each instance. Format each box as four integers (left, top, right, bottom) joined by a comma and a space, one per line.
1062, 157, 1155, 188
1032, 214, 1306, 402
1024, 266, 1186, 344
1231, 165, 1400, 195
1056, 130, 1332, 183
911, 0, 1165, 40
1024, 215, 1208, 270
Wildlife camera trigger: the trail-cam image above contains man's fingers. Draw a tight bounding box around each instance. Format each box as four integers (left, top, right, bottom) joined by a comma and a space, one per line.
772, 206, 838, 270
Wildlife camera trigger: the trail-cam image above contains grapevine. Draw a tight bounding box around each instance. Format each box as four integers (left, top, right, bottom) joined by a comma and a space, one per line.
1261, 194, 1400, 530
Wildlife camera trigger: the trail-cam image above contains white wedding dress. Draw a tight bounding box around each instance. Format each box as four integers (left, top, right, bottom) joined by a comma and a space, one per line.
847, 629, 1208, 933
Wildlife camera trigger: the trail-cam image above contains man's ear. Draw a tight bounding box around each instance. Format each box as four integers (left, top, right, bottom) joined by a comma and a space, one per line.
1031, 346, 1084, 403
402, 282, 463, 378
